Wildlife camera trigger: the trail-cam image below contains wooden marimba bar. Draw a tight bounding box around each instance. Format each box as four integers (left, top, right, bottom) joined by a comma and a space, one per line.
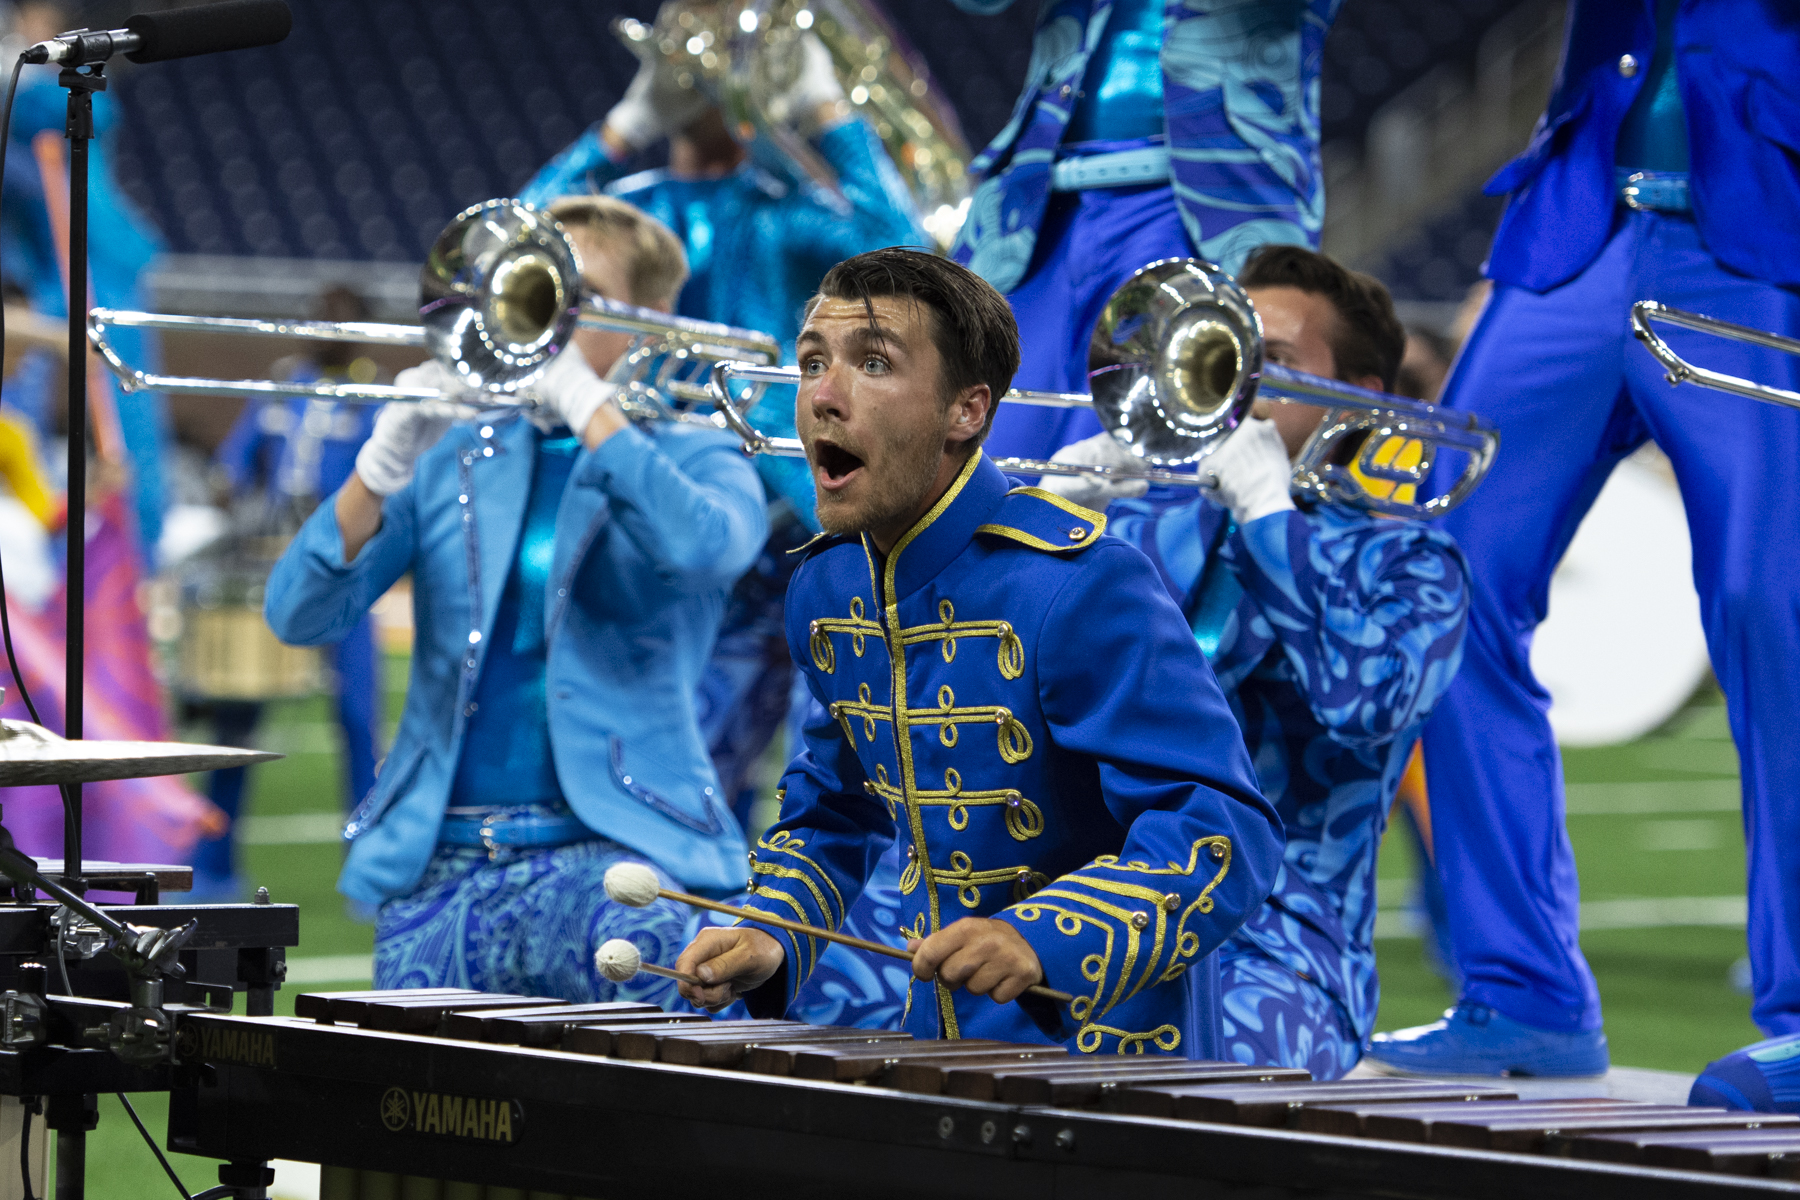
163, 990, 1800, 1200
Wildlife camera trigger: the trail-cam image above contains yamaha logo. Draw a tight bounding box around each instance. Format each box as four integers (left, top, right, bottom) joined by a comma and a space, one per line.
172, 1025, 199, 1060
378, 1087, 520, 1143
380, 1087, 410, 1132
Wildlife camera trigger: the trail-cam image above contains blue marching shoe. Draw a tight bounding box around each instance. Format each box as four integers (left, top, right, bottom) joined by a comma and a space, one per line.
1364, 1002, 1610, 1077
1691, 1034, 1800, 1112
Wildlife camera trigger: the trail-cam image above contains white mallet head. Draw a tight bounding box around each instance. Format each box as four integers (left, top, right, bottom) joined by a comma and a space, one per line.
603, 862, 662, 908
594, 938, 643, 983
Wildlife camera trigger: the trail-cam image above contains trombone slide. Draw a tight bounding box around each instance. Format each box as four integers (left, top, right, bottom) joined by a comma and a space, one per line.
708, 361, 1499, 518
1632, 300, 1800, 411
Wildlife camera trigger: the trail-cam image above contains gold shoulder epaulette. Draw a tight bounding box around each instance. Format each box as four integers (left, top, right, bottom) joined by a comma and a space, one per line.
788, 531, 857, 557
974, 486, 1109, 554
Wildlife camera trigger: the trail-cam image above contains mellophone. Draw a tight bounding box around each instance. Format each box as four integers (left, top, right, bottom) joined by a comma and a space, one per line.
164, 990, 1800, 1199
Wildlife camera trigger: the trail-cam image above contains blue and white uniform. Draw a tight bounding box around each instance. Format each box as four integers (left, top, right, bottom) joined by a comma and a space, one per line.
265, 413, 767, 1002
520, 118, 921, 824
948, 0, 1341, 463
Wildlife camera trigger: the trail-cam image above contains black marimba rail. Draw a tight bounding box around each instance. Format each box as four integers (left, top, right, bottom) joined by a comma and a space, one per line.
165, 1011, 1799, 1200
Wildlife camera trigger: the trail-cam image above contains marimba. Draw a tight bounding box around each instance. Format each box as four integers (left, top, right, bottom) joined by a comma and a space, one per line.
165, 990, 1800, 1199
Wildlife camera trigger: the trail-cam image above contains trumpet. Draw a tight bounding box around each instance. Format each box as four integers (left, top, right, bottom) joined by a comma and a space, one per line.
88, 199, 781, 423
709, 260, 1500, 519
1632, 301, 1800, 411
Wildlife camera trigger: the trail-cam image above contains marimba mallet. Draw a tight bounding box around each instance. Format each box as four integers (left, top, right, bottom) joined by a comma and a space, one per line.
602, 862, 1076, 1004
595, 938, 703, 986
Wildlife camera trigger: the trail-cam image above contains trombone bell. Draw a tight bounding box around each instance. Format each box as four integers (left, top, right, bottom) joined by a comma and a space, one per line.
422, 200, 581, 391
1089, 259, 1259, 465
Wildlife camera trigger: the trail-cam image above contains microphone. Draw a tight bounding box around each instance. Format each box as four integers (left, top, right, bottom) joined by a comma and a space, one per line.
24, 0, 291, 67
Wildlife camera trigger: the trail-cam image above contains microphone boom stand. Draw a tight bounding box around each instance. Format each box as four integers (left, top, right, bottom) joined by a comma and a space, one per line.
51, 57, 106, 1200
57, 60, 104, 889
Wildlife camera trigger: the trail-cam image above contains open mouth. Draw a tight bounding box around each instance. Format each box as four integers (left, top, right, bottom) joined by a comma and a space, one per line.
812, 439, 866, 489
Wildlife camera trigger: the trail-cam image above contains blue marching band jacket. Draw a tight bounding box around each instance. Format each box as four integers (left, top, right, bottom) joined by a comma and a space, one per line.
740, 452, 1284, 1053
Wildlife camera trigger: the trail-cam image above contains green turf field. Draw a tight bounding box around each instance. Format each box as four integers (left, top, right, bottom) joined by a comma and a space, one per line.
70, 665, 1760, 1197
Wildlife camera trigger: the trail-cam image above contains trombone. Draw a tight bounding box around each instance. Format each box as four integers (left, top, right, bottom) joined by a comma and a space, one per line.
710, 259, 1499, 519
1632, 301, 1800, 411
88, 199, 782, 423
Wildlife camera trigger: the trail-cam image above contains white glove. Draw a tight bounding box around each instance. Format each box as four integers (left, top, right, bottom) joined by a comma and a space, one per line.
354, 364, 475, 496
604, 54, 710, 152
1036, 432, 1148, 508
776, 34, 847, 131
532, 347, 621, 436
1202, 417, 1295, 525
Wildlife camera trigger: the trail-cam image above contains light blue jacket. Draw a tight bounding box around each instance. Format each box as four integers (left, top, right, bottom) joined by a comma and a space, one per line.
265, 413, 768, 903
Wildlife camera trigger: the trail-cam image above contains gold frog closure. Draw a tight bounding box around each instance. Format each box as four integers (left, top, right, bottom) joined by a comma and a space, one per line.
930, 850, 1042, 909
911, 768, 1045, 841
903, 685, 1035, 763
810, 595, 885, 674
900, 598, 1026, 680
830, 681, 888, 744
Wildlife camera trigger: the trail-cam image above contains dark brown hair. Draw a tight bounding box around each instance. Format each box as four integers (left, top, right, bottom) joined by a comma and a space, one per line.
812, 249, 1020, 446
1239, 245, 1405, 392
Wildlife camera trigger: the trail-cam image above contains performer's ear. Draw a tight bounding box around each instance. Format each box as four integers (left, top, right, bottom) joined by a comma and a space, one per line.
946, 383, 990, 445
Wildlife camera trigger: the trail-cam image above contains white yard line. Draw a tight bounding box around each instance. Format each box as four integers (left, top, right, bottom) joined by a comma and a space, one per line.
1374, 894, 1746, 939
283, 954, 373, 985
240, 812, 344, 845
1563, 778, 1740, 814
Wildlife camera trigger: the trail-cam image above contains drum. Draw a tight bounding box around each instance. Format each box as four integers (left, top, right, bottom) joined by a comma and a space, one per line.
177, 538, 320, 702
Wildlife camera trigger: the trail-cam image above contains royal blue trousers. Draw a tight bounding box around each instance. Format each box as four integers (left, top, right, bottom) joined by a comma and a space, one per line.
1426, 208, 1800, 1036
987, 182, 1194, 465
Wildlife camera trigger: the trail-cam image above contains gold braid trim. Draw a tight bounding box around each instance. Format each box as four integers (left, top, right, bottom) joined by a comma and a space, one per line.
928, 851, 1046, 909
830, 680, 891, 744
873, 451, 985, 1040
1077, 1023, 1181, 1055
1007, 902, 1112, 1031
897, 598, 1026, 679
862, 764, 901, 820
1027, 886, 1147, 1014
756, 831, 846, 929
909, 767, 1044, 841
739, 895, 819, 981
808, 596, 885, 674
1048, 836, 1233, 991
903, 684, 1033, 762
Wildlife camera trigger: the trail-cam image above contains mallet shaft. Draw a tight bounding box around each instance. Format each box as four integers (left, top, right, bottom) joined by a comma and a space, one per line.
638, 961, 702, 986
661, 887, 1074, 1004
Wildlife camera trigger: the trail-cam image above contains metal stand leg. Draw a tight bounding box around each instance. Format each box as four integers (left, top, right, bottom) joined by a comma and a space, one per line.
44, 1095, 94, 1200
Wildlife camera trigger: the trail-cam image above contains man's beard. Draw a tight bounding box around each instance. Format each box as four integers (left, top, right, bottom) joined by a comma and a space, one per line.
810, 419, 949, 540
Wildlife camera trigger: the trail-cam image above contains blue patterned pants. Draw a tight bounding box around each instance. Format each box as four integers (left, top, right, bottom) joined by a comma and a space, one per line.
1218, 936, 1362, 1081
372, 839, 692, 1006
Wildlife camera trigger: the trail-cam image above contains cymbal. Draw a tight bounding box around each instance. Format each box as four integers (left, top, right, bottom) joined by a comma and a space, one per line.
0, 720, 280, 785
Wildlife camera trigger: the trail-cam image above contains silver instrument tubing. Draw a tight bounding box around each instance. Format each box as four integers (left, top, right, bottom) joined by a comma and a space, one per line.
88, 198, 782, 413
1632, 300, 1800, 411
708, 258, 1500, 519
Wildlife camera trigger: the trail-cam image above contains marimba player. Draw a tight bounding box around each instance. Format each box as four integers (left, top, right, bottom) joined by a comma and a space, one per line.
677, 248, 1284, 1055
